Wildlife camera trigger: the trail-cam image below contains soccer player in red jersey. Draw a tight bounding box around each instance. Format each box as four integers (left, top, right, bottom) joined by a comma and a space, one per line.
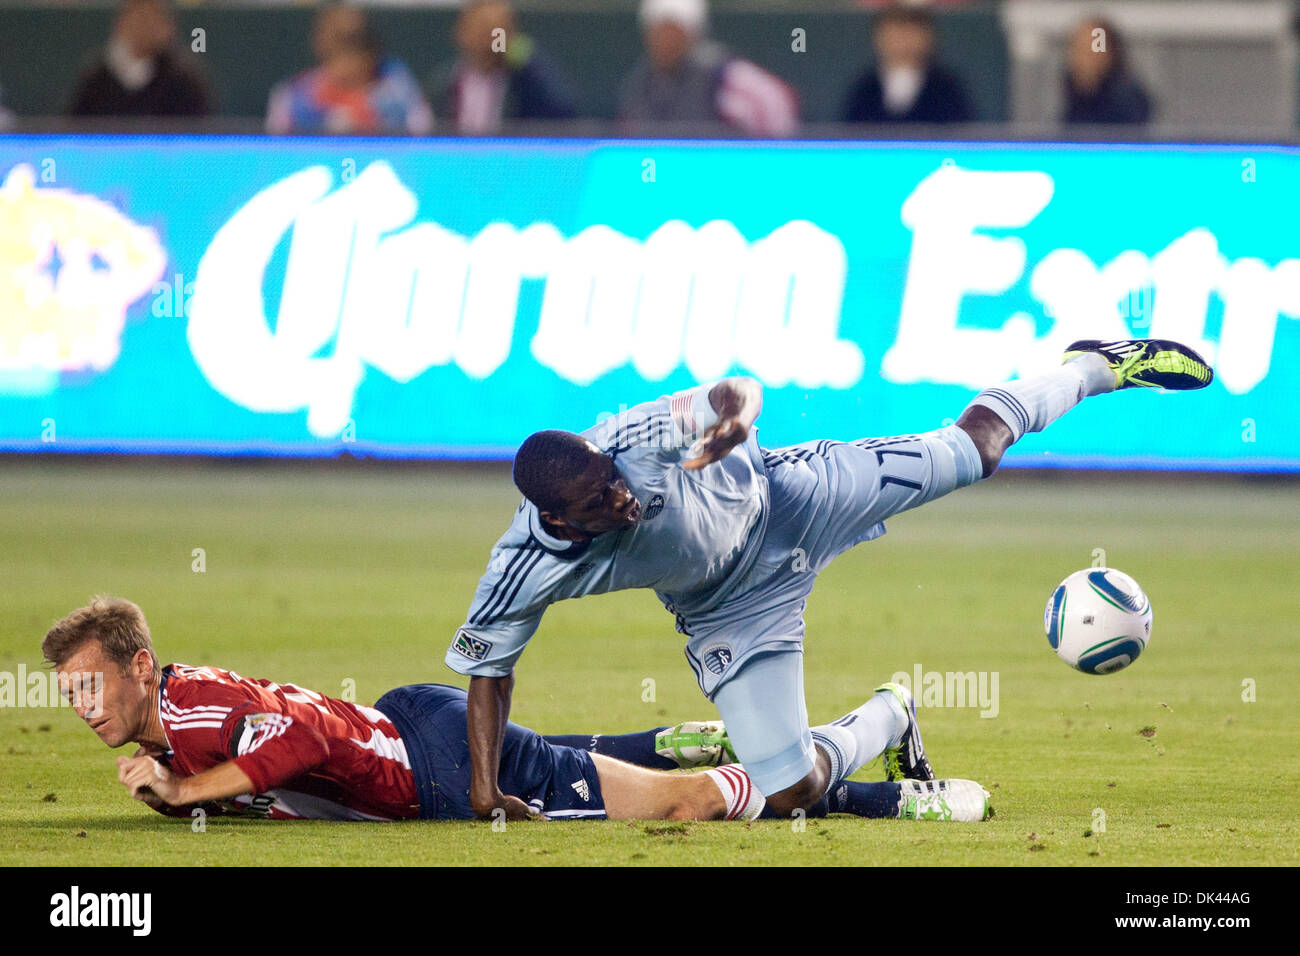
44, 596, 991, 823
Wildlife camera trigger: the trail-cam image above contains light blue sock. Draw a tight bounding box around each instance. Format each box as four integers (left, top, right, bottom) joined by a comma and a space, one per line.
811, 691, 908, 792
968, 354, 1114, 443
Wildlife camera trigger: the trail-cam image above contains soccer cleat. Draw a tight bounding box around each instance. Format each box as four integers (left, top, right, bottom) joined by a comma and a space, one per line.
898, 779, 992, 822
654, 721, 736, 768
876, 682, 935, 783
1062, 338, 1214, 390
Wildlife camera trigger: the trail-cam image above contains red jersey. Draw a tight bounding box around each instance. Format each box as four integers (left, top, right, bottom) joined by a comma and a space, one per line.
157, 663, 418, 821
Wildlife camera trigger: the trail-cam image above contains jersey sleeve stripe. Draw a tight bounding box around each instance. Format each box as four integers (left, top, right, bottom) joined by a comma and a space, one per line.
479, 546, 545, 626
603, 414, 672, 456
162, 703, 232, 717
236, 714, 295, 755
472, 541, 542, 626
468, 544, 532, 626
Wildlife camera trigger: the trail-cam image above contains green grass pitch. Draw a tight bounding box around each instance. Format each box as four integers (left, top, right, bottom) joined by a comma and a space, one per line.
1, 458, 1295, 866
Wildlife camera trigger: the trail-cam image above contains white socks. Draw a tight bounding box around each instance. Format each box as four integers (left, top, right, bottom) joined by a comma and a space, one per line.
704, 765, 766, 820
707, 691, 909, 812
969, 353, 1115, 443
810, 690, 908, 791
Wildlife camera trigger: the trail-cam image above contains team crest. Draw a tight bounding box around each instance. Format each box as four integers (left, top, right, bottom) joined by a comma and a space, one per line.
642, 494, 665, 521
703, 644, 733, 676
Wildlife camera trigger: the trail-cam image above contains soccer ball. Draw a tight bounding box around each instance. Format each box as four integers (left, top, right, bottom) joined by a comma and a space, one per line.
1044, 568, 1152, 674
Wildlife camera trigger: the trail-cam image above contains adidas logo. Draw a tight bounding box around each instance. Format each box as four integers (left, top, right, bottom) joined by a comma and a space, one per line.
571, 779, 590, 802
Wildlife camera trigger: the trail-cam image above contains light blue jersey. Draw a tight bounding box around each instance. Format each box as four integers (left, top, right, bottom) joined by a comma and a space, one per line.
445, 383, 771, 681
445, 378, 990, 797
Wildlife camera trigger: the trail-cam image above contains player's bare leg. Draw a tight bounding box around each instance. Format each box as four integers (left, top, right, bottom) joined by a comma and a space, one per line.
763, 753, 831, 818
590, 753, 761, 820
954, 404, 1013, 478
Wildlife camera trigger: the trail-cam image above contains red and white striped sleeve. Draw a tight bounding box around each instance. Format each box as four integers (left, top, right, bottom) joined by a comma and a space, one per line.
223, 707, 330, 794
160, 681, 240, 761
161, 677, 329, 795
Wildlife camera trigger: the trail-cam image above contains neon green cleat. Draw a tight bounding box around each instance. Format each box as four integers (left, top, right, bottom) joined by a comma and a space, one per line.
898, 779, 992, 822
875, 681, 934, 782
1062, 338, 1214, 390
654, 721, 736, 768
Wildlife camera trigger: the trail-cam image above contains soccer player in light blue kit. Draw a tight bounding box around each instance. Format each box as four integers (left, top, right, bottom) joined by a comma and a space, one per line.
446, 339, 1213, 819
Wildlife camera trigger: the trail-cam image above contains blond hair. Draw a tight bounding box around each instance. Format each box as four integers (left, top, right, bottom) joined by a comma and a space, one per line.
42, 596, 159, 678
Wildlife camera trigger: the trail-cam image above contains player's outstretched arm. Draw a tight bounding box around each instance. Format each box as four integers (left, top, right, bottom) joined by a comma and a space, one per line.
467, 674, 534, 821
117, 755, 254, 807
684, 377, 763, 471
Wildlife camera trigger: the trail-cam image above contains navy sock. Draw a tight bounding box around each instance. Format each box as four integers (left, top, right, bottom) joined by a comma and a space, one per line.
757, 797, 829, 820
826, 780, 903, 819
541, 728, 678, 771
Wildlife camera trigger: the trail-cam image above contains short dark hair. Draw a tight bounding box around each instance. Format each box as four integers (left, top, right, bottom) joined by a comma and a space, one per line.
513, 430, 598, 514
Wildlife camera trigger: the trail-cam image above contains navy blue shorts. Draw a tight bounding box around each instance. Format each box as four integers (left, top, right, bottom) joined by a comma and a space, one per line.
374, 684, 606, 821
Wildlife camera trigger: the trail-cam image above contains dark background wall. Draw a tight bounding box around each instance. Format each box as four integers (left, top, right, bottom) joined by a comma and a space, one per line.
0, 5, 1009, 122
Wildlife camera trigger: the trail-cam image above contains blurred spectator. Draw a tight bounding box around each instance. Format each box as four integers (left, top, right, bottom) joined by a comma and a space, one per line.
1063, 17, 1152, 124
266, 3, 433, 135
0, 81, 15, 131
429, 0, 577, 134
618, 0, 799, 137
68, 0, 210, 117
842, 5, 970, 124
855, 0, 974, 6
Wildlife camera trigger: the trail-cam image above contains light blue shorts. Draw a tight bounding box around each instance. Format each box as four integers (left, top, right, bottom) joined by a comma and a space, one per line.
711, 649, 817, 797
687, 426, 983, 796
